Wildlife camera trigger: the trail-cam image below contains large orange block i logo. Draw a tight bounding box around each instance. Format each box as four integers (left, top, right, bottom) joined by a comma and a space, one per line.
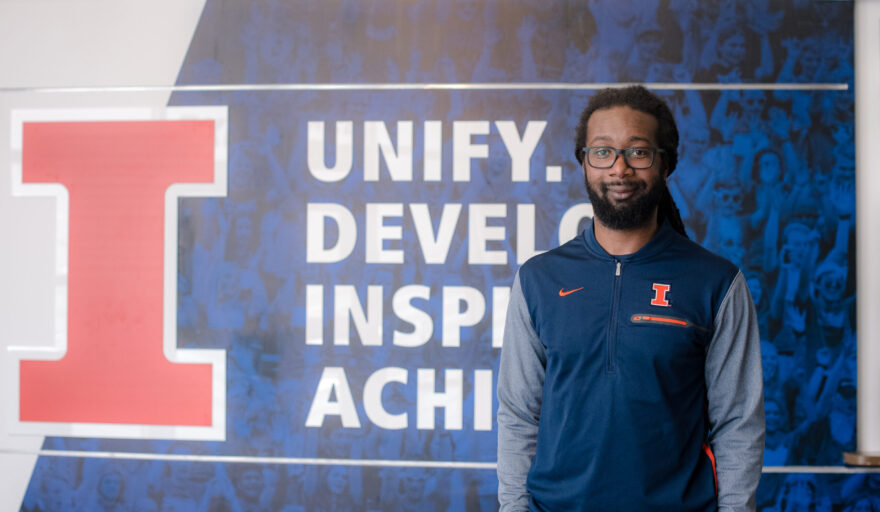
7, 108, 228, 440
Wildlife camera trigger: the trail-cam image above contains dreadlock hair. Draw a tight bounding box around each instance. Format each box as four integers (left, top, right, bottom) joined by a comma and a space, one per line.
573, 85, 688, 239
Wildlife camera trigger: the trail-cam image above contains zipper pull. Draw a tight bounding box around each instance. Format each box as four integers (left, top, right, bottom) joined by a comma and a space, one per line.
615, 260, 621, 276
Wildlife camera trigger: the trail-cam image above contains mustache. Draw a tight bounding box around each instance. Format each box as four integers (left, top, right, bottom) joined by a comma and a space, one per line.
599, 180, 647, 192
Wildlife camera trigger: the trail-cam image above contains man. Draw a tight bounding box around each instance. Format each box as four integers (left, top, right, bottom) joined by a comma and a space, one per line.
497, 86, 764, 511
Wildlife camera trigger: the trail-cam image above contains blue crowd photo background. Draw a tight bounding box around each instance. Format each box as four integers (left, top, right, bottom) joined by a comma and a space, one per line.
21, 1, 866, 511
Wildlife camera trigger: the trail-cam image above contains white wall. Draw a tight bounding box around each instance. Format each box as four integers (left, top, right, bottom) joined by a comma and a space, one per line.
0, 2, 205, 509
855, 0, 880, 457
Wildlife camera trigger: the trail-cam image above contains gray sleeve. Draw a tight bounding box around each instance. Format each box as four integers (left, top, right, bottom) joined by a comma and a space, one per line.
705, 270, 765, 512
497, 270, 546, 512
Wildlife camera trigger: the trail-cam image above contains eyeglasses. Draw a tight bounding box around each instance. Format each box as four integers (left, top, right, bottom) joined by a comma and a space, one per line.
580, 146, 664, 169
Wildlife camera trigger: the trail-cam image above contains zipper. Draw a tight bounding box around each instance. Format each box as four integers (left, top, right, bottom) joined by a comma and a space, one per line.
607, 259, 622, 373
630, 313, 709, 332
631, 314, 689, 327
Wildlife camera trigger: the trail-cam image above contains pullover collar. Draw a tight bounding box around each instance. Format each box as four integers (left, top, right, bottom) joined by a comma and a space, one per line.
580, 217, 679, 263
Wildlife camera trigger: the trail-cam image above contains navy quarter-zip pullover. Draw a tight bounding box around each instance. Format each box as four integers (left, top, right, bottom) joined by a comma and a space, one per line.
497, 220, 764, 512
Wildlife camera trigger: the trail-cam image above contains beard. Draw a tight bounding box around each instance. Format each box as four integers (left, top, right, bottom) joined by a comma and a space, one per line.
585, 173, 666, 231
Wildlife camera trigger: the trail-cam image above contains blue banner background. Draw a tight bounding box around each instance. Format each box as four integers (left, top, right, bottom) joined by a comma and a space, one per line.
21, 1, 861, 511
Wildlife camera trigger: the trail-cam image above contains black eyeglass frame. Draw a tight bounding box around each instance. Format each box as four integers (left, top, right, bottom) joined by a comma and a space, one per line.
579, 146, 666, 169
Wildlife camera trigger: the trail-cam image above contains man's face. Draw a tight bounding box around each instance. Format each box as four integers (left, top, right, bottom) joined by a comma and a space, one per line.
99, 472, 123, 501
741, 91, 766, 119
402, 469, 428, 501
582, 106, 667, 231
799, 48, 821, 78
746, 276, 763, 305
761, 341, 777, 380
785, 226, 815, 268
719, 228, 745, 267
43, 477, 73, 512
327, 467, 348, 495
758, 152, 782, 183
237, 469, 264, 501
816, 270, 846, 302
765, 400, 783, 430
785, 475, 814, 506
637, 32, 663, 60
768, 107, 790, 139
713, 183, 742, 215
719, 33, 746, 68
683, 127, 709, 163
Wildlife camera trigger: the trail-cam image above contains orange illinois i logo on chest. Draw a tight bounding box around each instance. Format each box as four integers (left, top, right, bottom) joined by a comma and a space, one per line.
651, 283, 671, 307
